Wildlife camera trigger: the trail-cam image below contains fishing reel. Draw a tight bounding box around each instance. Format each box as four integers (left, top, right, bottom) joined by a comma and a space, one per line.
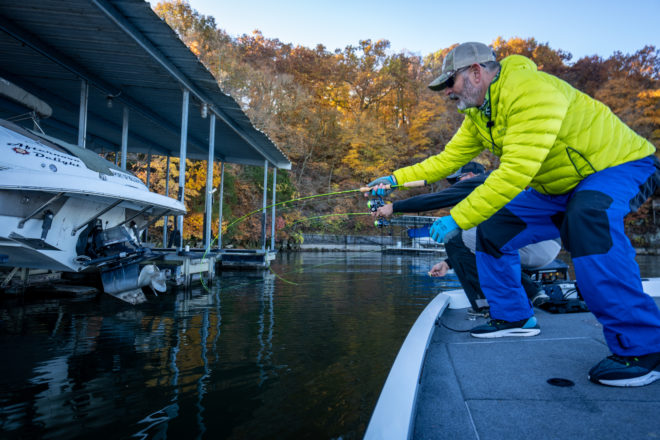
367, 196, 385, 213
374, 218, 390, 228
367, 197, 390, 228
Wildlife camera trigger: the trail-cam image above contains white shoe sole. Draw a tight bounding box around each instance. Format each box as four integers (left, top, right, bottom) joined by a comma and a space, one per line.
594, 370, 660, 387
470, 328, 541, 338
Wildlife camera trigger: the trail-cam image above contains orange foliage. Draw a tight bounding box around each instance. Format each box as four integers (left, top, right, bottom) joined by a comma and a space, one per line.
152, 1, 659, 244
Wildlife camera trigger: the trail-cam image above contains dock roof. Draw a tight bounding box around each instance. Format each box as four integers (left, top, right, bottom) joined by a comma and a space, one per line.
0, 0, 291, 169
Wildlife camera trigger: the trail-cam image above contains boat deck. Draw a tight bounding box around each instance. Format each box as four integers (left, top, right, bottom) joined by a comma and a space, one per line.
414, 298, 660, 439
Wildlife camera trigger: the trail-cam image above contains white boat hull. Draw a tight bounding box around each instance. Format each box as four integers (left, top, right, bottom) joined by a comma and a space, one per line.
0, 120, 186, 274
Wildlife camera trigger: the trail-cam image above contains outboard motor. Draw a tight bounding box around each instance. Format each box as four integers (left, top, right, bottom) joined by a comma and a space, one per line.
91, 224, 141, 260
76, 222, 166, 304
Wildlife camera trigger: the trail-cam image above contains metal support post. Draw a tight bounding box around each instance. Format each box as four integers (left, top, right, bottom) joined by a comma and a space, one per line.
163, 155, 171, 247
146, 151, 152, 188
217, 162, 225, 250
177, 89, 190, 251
121, 106, 129, 170
261, 161, 268, 250
204, 115, 216, 249
77, 79, 88, 148
144, 151, 152, 244
271, 168, 277, 250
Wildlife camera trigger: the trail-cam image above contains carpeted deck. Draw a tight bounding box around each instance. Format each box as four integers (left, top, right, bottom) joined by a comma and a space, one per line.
413, 299, 660, 440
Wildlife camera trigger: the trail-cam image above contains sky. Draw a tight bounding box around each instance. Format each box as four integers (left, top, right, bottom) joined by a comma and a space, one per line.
178, 0, 659, 61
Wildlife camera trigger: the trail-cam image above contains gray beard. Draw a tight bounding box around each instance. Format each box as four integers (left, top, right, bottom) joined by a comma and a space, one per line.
452, 75, 482, 111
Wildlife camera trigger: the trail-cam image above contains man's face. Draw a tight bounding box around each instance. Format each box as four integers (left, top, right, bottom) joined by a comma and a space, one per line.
445, 68, 483, 110
458, 172, 477, 181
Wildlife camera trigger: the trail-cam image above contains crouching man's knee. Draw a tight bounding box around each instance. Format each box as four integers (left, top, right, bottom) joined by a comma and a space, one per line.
562, 190, 613, 257
476, 207, 527, 258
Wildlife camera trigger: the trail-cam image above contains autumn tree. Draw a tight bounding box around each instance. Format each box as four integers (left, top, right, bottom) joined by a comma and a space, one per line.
492, 36, 571, 76
153, 2, 659, 243
593, 46, 660, 146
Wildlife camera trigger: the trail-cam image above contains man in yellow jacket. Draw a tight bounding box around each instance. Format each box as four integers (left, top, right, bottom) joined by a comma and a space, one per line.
368, 42, 660, 387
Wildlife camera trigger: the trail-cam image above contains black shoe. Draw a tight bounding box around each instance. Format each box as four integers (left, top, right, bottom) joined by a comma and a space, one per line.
588, 352, 660, 387
531, 292, 550, 307
470, 316, 540, 338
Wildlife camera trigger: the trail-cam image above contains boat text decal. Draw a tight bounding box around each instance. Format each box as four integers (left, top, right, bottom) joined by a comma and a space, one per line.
8, 142, 82, 167
110, 169, 144, 186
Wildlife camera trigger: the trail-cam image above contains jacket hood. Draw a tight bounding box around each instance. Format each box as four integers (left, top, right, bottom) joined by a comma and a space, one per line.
502, 54, 538, 73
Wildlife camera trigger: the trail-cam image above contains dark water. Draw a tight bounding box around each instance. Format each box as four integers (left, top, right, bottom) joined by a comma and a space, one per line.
0, 252, 459, 439
1, 252, 659, 440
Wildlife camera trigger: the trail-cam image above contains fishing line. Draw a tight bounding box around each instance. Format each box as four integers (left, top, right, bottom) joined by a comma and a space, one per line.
220, 178, 426, 232
198, 190, 362, 291
200, 198, 370, 290
260, 212, 380, 285
287, 212, 370, 227
268, 266, 298, 285
202, 189, 360, 259
219, 261, 408, 291
243, 213, 373, 285
204, 179, 425, 255
199, 180, 427, 292
224, 188, 365, 231
207, 242, 447, 295
209, 248, 379, 292
212, 239, 406, 292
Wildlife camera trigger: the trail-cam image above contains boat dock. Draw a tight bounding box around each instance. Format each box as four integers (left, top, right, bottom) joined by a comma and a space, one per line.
149, 248, 278, 287
0, 1, 290, 301
299, 215, 446, 256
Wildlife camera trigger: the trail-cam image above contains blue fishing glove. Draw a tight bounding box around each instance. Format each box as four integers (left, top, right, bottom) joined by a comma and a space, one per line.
430, 215, 460, 243
368, 175, 397, 196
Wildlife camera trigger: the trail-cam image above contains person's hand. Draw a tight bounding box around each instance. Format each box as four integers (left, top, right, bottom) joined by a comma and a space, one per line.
430, 215, 460, 243
428, 261, 449, 277
365, 175, 396, 197
375, 203, 394, 218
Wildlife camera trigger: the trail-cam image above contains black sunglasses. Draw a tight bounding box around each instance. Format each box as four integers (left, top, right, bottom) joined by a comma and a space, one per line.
443, 66, 472, 89
444, 73, 458, 89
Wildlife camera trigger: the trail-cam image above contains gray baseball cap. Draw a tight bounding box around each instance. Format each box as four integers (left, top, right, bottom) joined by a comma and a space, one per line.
428, 42, 496, 91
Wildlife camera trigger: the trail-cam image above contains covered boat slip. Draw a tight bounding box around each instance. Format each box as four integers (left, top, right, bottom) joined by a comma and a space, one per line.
0, 0, 291, 258
367, 289, 660, 439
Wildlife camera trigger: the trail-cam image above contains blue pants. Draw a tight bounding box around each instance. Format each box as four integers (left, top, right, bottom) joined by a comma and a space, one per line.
475, 156, 660, 356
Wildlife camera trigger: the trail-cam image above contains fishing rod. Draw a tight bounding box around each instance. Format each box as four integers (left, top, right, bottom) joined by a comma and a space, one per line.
288, 212, 370, 227
198, 180, 427, 291
358, 179, 427, 193
223, 177, 429, 237
224, 179, 427, 231
207, 179, 427, 252
364, 180, 429, 228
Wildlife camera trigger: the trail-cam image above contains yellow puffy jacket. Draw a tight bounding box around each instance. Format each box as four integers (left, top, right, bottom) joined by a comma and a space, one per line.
393, 55, 655, 230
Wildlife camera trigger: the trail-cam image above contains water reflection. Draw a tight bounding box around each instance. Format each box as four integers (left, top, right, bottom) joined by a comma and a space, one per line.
1, 252, 659, 439
256, 274, 275, 386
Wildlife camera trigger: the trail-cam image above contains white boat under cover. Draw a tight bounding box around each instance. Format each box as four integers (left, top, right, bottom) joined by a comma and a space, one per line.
365, 279, 660, 439
0, 119, 185, 274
